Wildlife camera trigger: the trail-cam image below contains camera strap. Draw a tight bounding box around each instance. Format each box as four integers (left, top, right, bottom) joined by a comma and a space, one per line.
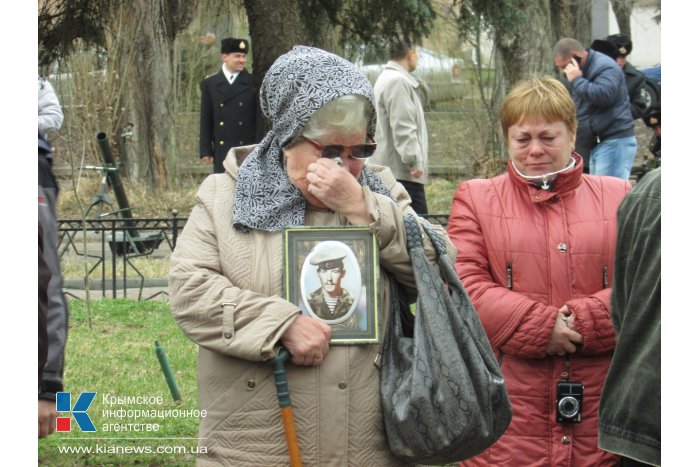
562, 354, 571, 380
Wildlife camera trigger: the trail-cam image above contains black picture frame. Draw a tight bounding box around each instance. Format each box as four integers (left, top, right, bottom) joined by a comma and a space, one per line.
283, 226, 380, 344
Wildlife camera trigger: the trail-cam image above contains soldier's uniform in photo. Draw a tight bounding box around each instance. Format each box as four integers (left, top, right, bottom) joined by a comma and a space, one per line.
307, 288, 355, 321
306, 247, 357, 327
199, 38, 264, 173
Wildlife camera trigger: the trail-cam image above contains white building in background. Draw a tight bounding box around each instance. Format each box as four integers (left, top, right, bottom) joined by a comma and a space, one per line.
607, 4, 661, 67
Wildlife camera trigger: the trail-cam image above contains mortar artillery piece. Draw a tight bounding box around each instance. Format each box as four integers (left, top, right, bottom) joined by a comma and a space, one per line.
92, 131, 164, 256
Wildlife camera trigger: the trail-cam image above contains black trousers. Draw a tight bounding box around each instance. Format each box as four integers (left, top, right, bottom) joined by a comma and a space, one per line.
398, 179, 428, 215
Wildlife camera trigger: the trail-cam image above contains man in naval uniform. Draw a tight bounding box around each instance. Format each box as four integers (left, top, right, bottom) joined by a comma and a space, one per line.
306, 247, 356, 323
199, 37, 264, 173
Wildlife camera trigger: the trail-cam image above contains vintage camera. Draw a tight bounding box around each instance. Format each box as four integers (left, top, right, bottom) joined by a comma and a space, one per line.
556, 381, 583, 423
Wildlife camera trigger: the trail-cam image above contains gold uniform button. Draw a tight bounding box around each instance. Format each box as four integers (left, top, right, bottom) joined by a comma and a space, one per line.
238, 121, 243, 126
219, 122, 224, 126
219, 141, 224, 145
219, 103, 224, 107
239, 102, 243, 107
562, 436, 570, 445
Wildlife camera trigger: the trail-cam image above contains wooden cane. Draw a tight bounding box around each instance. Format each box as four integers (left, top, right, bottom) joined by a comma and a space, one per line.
273, 349, 302, 467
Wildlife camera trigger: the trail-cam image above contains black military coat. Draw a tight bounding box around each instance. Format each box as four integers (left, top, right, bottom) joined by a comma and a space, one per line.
199, 69, 265, 173
622, 62, 646, 120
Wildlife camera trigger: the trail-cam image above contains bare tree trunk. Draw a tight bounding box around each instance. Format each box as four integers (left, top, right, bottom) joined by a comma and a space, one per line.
551, 0, 592, 48
495, 0, 553, 92
122, 0, 195, 190
243, 0, 309, 90
610, 0, 634, 37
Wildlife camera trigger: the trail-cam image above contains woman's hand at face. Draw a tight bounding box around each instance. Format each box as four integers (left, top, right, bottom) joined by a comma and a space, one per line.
281, 315, 332, 366
306, 158, 371, 224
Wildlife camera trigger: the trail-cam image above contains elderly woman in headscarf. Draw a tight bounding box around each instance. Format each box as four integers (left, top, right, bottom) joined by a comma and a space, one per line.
169, 46, 455, 466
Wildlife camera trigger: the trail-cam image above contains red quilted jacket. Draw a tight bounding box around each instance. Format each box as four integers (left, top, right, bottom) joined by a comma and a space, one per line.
447, 155, 630, 467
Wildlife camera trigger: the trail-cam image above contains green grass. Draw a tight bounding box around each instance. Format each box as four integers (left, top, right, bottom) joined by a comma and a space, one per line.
38, 299, 200, 466
60, 256, 170, 281
426, 177, 460, 215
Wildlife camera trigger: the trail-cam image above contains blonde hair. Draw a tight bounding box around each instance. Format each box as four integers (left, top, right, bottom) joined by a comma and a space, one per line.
500, 76, 577, 138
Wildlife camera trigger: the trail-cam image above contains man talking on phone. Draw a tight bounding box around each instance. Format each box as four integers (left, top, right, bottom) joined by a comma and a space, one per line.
553, 38, 636, 180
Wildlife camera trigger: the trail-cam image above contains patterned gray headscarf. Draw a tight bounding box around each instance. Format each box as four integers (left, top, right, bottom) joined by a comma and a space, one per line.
233, 45, 392, 232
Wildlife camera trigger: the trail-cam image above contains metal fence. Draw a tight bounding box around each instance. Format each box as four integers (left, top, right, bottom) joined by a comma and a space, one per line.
58, 214, 450, 301
58, 216, 187, 301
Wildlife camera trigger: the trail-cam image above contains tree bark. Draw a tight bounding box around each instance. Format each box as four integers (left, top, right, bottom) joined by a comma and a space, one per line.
610, 0, 634, 37
122, 0, 195, 189
551, 0, 592, 50
494, 0, 553, 92
243, 0, 309, 90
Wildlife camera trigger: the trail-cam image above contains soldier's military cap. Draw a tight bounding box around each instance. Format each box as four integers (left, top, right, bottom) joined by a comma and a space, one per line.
590, 39, 617, 60
606, 34, 633, 58
309, 246, 346, 270
221, 38, 249, 54
643, 103, 660, 128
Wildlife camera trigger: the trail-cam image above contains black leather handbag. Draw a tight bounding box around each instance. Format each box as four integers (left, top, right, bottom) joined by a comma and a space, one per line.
380, 214, 512, 464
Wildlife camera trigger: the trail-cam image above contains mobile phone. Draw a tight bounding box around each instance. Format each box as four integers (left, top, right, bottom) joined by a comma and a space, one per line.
572, 55, 582, 65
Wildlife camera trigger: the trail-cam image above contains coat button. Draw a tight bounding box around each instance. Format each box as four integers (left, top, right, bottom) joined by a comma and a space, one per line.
557, 243, 568, 252
239, 102, 243, 107
247, 380, 256, 389
239, 141, 243, 145
238, 121, 243, 126
562, 436, 570, 445
560, 372, 569, 380
338, 382, 347, 389
534, 194, 542, 200
219, 141, 225, 145
219, 121, 224, 126
219, 103, 224, 107
223, 331, 232, 339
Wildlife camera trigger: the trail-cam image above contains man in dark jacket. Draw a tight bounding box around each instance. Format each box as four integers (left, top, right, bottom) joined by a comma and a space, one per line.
199, 38, 265, 173
598, 168, 660, 466
605, 34, 647, 120
642, 103, 660, 160
38, 135, 68, 438
554, 38, 637, 180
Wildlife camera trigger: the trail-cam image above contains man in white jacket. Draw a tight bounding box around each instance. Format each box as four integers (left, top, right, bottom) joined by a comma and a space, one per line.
369, 43, 429, 214
38, 76, 64, 138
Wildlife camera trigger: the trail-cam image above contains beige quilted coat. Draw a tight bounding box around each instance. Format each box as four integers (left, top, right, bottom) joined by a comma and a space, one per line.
169, 153, 455, 466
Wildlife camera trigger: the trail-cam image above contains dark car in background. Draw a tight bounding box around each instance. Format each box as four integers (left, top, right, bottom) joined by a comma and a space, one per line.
639, 64, 661, 108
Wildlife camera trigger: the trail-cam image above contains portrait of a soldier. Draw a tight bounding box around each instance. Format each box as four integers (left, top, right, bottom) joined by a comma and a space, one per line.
306, 246, 356, 322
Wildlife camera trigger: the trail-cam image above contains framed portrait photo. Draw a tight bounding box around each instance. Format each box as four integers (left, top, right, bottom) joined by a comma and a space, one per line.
283, 226, 380, 345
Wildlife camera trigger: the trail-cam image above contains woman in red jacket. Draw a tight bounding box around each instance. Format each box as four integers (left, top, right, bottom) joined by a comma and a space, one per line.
447, 76, 630, 466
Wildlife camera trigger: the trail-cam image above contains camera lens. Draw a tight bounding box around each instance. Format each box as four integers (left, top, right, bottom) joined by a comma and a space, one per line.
558, 396, 580, 418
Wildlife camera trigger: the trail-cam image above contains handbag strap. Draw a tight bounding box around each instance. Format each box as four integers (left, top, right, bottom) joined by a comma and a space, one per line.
403, 213, 424, 250
403, 214, 447, 255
